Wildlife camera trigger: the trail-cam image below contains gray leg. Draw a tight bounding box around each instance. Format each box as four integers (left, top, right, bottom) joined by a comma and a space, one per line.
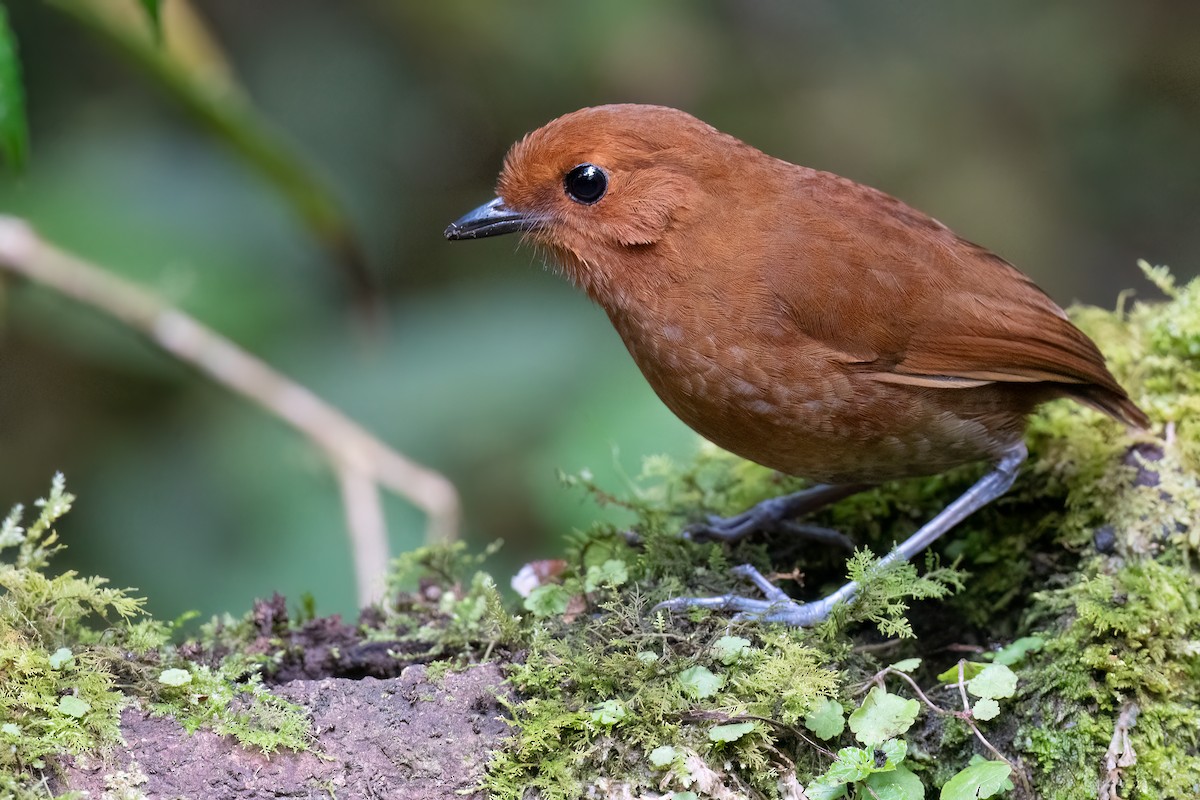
656, 442, 1028, 627
686, 483, 870, 547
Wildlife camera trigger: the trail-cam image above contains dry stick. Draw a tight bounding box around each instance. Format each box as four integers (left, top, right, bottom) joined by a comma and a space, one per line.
1099, 702, 1139, 800
0, 216, 460, 605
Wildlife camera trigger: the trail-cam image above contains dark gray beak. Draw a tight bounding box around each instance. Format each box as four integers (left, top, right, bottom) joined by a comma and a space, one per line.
444, 197, 541, 240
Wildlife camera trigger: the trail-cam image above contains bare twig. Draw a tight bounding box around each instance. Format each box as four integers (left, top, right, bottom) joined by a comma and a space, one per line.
1099, 702, 1140, 800
880, 668, 950, 715
956, 660, 973, 716
0, 216, 460, 605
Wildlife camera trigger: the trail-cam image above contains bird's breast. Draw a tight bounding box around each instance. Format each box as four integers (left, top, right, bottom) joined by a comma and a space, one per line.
607, 303, 1019, 484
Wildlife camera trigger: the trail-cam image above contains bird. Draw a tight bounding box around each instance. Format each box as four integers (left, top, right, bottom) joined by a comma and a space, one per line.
444, 104, 1149, 626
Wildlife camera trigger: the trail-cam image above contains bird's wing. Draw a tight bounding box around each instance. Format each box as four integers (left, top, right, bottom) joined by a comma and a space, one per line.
760, 177, 1139, 419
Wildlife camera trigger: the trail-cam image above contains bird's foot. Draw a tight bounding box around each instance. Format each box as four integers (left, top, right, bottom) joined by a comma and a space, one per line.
684, 484, 863, 548
653, 564, 857, 627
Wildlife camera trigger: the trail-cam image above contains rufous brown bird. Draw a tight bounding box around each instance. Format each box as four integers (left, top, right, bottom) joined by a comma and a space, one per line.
445, 104, 1148, 626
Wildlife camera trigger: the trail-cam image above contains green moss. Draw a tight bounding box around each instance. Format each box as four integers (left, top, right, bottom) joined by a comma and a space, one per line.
483, 615, 843, 799
0, 475, 312, 796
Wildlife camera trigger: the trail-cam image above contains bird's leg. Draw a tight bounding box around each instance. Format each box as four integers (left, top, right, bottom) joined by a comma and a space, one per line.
686, 482, 870, 547
657, 442, 1028, 627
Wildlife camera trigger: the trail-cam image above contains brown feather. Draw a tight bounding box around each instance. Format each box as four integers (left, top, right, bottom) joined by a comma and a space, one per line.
484, 104, 1148, 482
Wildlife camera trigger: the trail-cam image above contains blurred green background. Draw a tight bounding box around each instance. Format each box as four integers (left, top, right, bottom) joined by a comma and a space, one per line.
1, 0, 1197, 621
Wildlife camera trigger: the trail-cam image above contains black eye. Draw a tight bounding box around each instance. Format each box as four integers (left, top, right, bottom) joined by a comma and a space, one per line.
563, 163, 608, 205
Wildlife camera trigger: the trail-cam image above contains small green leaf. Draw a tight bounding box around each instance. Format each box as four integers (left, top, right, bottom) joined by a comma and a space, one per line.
848, 687, 920, 746
678, 665, 723, 699
584, 559, 628, 591
57, 695, 91, 718
636, 650, 660, 664
991, 636, 1044, 666
937, 661, 987, 684
709, 721, 755, 743
1, 723, 20, 736
877, 738, 908, 769
865, 765, 926, 800
824, 746, 877, 784
589, 699, 627, 726
672, 793, 699, 800
0, 6, 29, 169
158, 668, 193, 687
649, 745, 676, 767
972, 698, 1000, 721
48, 647, 74, 670
805, 697, 846, 740
888, 658, 922, 673
523, 584, 571, 618
806, 783, 849, 800
967, 664, 1018, 700
711, 635, 752, 665
940, 760, 1012, 799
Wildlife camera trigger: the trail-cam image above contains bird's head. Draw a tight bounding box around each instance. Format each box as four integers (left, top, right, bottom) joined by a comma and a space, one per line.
446, 105, 749, 297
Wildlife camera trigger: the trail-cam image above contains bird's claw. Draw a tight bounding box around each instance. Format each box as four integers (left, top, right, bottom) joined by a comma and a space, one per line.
652, 564, 845, 627
683, 511, 759, 542
685, 512, 853, 550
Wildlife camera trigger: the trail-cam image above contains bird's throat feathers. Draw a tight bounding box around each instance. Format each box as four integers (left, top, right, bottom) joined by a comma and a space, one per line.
542, 239, 675, 317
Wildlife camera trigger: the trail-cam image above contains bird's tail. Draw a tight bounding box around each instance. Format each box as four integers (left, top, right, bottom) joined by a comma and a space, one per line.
1069, 385, 1151, 430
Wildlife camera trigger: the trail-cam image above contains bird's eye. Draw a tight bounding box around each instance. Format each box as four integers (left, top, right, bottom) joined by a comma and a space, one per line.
563, 163, 608, 205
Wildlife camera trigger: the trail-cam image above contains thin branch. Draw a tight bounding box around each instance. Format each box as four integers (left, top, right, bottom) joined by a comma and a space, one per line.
336, 465, 390, 604
956, 660, 973, 715
0, 216, 460, 606
883, 668, 950, 715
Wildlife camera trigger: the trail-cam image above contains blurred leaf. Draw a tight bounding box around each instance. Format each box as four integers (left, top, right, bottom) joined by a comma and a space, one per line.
583, 558, 628, 592
45, 0, 374, 308
0, 6, 29, 170
991, 636, 1044, 666
523, 584, 571, 618
138, 0, 164, 42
